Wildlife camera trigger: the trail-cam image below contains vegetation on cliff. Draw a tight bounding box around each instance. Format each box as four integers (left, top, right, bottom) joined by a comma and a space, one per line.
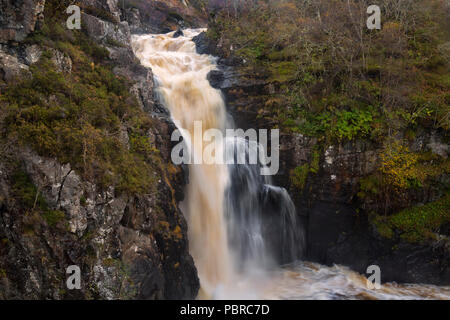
209, 0, 449, 139
0, 1, 162, 195
0, 0, 200, 300
207, 0, 450, 241
373, 192, 450, 243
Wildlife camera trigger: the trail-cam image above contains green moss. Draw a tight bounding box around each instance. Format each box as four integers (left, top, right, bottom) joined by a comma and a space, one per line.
1, 17, 161, 196
373, 193, 450, 243
290, 146, 322, 192
372, 215, 395, 239
42, 210, 66, 227
102, 258, 119, 267
269, 61, 297, 82
80, 195, 87, 206
358, 175, 382, 199
11, 170, 40, 209
290, 164, 310, 191
11, 170, 66, 228
309, 149, 320, 174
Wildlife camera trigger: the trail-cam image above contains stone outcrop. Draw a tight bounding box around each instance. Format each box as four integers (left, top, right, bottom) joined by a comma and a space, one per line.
0, 0, 45, 43
24, 44, 43, 65
0, 0, 200, 299
0, 146, 198, 299
122, 0, 207, 34
82, 12, 131, 46
0, 50, 30, 83
49, 48, 72, 73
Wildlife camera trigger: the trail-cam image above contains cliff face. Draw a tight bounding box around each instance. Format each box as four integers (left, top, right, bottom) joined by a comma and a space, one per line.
0, 147, 198, 299
0, 0, 45, 43
0, 0, 199, 299
122, 0, 207, 34
194, 1, 449, 285
208, 62, 449, 285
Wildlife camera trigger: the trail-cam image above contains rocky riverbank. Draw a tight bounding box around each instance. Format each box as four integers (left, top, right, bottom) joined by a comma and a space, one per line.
0, 0, 202, 299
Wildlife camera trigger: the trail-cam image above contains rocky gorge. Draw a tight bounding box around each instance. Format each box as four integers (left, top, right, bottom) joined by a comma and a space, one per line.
193, 0, 449, 286
0, 0, 205, 299
0, 0, 448, 300
200, 43, 449, 284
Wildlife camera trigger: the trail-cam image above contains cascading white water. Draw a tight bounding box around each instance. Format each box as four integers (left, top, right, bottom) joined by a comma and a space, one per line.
131, 30, 450, 300
132, 29, 234, 297
132, 28, 302, 298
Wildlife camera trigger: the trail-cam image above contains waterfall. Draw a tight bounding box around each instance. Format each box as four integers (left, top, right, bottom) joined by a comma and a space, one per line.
132, 29, 303, 298
131, 29, 450, 300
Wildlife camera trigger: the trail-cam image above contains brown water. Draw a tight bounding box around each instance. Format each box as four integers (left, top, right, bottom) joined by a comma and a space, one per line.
131, 30, 450, 300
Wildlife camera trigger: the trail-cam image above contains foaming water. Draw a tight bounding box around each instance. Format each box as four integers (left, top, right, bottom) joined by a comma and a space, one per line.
131, 29, 449, 300
132, 29, 302, 298
132, 29, 233, 296
265, 262, 450, 300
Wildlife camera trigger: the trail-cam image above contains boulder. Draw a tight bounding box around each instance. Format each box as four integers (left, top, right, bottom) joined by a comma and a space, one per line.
173, 29, 184, 38
82, 13, 131, 48
0, 50, 30, 83
24, 44, 42, 65
49, 48, 72, 73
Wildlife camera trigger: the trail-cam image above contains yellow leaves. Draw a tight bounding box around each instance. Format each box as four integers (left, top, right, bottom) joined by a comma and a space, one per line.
379, 142, 420, 190
173, 225, 183, 240
383, 21, 401, 31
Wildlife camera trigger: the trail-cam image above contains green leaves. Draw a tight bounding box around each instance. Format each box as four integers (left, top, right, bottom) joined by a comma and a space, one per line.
374, 193, 450, 243
294, 107, 377, 142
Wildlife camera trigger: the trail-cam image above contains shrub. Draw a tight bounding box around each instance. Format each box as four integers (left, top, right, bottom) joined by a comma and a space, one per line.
373, 193, 450, 243
1, 18, 162, 196
11, 170, 66, 228
208, 0, 449, 141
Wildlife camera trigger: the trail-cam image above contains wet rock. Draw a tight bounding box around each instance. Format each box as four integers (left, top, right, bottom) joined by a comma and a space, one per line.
112, 63, 159, 115
207, 67, 244, 90
193, 31, 216, 55
173, 29, 184, 38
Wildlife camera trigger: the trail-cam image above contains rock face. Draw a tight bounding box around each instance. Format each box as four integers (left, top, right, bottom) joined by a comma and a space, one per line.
49, 48, 72, 73
122, 0, 207, 34
0, 50, 30, 83
283, 136, 449, 285
0, 0, 45, 43
0, 146, 198, 299
0, 0, 200, 299
195, 33, 450, 286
